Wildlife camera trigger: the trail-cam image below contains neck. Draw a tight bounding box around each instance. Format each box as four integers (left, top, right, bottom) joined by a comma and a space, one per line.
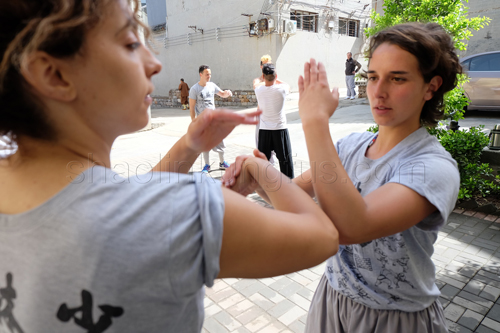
367, 124, 421, 159
264, 80, 275, 87
199, 80, 207, 87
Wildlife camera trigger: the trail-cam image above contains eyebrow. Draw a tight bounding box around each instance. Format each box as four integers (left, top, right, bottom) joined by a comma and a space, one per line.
115, 17, 136, 37
366, 70, 409, 75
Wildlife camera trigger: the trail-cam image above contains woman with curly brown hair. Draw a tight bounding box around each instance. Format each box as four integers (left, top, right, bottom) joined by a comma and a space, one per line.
0, 0, 340, 331
224, 22, 462, 332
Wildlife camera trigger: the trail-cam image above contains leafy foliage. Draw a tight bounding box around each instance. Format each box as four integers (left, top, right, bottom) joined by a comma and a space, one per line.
432, 126, 500, 199
364, 0, 490, 121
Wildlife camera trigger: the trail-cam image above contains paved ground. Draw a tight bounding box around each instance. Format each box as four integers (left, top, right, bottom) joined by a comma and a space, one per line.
109, 97, 500, 333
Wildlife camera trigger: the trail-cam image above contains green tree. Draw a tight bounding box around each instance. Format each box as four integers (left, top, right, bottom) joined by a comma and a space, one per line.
365, 0, 490, 121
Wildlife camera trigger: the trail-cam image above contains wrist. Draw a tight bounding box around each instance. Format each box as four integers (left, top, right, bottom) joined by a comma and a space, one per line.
180, 135, 201, 156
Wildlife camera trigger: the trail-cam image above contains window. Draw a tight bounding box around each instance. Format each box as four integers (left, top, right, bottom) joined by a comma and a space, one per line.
290, 10, 318, 33
338, 18, 360, 37
469, 53, 500, 71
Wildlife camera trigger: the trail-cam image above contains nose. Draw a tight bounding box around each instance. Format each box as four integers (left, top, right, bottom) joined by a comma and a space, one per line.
144, 47, 162, 78
372, 79, 388, 99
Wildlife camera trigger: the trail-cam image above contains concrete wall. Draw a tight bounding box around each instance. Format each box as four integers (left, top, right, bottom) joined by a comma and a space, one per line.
150, 0, 371, 95
460, 0, 500, 57
145, 0, 166, 28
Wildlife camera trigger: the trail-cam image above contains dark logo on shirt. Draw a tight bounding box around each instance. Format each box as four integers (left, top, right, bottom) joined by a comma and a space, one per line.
57, 290, 124, 333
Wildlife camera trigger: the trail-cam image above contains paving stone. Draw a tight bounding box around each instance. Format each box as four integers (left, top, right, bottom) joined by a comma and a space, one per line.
227, 300, 255, 317
452, 296, 490, 315
239, 281, 267, 297
217, 294, 245, 311
297, 287, 315, 301
278, 306, 307, 326
204, 317, 229, 333
257, 321, 287, 333
457, 291, 495, 309
444, 303, 466, 322
474, 212, 488, 220
453, 208, 465, 214
248, 293, 275, 311
439, 296, 450, 308
482, 317, 500, 332
446, 320, 473, 333
205, 304, 223, 317
462, 245, 481, 255
475, 325, 498, 333
236, 306, 265, 325
278, 281, 303, 297
267, 300, 295, 318
463, 210, 476, 217
480, 285, 500, 302
436, 280, 446, 290
460, 234, 476, 244
214, 310, 243, 331
486, 303, 500, 320
287, 319, 306, 333
458, 265, 481, 279
210, 287, 238, 303
477, 248, 495, 260
268, 277, 293, 292
244, 314, 273, 332
288, 293, 311, 310
441, 284, 461, 300
436, 274, 466, 289
458, 253, 489, 265
258, 287, 286, 303
457, 309, 483, 330
478, 269, 500, 283
463, 279, 486, 295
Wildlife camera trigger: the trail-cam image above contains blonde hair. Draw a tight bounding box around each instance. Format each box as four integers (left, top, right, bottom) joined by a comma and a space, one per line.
260, 54, 272, 65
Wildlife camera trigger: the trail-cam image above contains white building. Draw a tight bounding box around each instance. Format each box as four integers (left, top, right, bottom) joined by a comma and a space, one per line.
150, 0, 372, 96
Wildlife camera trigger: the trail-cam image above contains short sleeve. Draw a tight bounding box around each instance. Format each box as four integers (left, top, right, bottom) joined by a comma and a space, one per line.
213, 83, 222, 94
165, 173, 225, 298
189, 86, 197, 100
388, 155, 459, 230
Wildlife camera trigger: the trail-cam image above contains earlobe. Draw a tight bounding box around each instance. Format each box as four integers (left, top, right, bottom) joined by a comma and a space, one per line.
20, 51, 76, 102
424, 76, 443, 101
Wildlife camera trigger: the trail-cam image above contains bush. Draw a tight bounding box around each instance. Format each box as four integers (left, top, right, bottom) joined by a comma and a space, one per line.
431, 126, 500, 199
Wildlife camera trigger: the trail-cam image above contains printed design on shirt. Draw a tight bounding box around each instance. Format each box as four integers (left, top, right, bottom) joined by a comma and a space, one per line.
0, 273, 24, 333
197, 90, 215, 111
57, 290, 124, 333
329, 233, 417, 306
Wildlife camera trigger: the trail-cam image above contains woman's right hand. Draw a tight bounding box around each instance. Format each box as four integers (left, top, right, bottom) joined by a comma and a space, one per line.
222, 149, 268, 196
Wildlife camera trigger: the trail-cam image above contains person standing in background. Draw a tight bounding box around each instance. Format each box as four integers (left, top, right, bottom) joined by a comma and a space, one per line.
345, 52, 361, 100
189, 65, 233, 172
178, 78, 189, 110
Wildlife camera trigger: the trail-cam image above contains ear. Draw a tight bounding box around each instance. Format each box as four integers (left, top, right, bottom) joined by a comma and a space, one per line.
424, 75, 443, 101
20, 51, 76, 102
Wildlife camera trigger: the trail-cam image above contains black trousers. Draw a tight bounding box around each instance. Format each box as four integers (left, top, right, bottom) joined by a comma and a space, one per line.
258, 129, 294, 179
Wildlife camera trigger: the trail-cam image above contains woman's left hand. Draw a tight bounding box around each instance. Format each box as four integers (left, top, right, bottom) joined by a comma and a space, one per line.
298, 59, 339, 123
185, 109, 261, 153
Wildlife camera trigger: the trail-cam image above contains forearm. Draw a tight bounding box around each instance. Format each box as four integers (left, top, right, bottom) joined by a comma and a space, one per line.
302, 119, 368, 242
151, 135, 199, 174
245, 158, 319, 214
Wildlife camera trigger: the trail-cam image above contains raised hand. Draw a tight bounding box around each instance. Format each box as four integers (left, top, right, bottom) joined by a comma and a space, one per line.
185, 109, 261, 153
298, 59, 339, 123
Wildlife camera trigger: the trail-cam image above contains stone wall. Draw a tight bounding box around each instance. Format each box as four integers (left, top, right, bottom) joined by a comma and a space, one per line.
152, 89, 257, 109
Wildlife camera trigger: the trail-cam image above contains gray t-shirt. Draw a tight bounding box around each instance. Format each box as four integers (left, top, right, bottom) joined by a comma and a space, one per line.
189, 82, 222, 116
0, 166, 224, 332
326, 127, 459, 311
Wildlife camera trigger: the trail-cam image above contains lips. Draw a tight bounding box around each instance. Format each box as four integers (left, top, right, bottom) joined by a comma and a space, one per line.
373, 105, 392, 115
145, 94, 152, 105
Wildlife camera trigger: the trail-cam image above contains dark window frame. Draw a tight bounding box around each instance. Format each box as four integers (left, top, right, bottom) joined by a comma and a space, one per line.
290, 10, 318, 33
338, 17, 360, 37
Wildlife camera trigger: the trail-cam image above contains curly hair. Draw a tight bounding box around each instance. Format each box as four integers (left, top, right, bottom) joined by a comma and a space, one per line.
0, 0, 149, 144
366, 23, 462, 127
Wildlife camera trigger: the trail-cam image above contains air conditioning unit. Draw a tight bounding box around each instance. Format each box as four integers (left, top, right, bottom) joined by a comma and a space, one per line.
283, 19, 297, 34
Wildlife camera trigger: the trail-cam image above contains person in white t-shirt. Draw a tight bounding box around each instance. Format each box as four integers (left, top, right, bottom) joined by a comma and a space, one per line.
254, 63, 294, 178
